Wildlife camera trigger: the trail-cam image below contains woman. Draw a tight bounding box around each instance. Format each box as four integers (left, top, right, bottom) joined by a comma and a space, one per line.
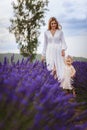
41, 17, 67, 81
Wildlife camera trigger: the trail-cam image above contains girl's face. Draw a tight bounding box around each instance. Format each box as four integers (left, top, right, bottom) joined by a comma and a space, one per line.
50, 20, 57, 30
66, 58, 72, 65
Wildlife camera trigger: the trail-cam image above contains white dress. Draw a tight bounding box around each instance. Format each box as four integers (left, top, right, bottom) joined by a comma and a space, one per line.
60, 65, 74, 90
42, 29, 67, 80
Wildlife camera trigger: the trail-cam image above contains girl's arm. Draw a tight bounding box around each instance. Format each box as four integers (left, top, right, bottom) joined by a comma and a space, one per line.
71, 66, 76, 78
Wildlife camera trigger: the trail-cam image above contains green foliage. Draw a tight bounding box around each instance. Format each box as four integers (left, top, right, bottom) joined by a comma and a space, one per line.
73, 56, 87, 62
9, 0, 49, 60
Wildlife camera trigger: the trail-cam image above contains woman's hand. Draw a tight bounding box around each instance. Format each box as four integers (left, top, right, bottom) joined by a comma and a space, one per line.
41, 56, 45, 62
61, 50, 65, 57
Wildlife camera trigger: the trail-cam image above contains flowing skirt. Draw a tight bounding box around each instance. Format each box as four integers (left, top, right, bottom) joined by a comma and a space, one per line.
46, 43, 65, 80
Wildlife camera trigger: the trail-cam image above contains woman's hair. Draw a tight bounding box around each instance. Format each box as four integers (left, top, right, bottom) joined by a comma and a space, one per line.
48, 17, 62, 30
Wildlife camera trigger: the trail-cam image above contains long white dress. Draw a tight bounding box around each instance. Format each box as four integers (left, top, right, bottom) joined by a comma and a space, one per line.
42, 29, 67, 80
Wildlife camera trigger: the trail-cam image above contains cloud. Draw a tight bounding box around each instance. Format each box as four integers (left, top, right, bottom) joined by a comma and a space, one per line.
0, 29, 19, 53
66, 35, 87, 58
61, 18, 87, 36
57, 0, 87, 35
0, 0, 87, 57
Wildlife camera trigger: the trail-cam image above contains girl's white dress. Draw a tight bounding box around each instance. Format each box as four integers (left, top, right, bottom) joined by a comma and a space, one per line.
60, 65, 74, 90
42, 29, 67, 80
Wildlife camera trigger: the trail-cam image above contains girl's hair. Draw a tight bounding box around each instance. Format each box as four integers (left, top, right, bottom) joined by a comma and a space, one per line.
48, 17, 62, 30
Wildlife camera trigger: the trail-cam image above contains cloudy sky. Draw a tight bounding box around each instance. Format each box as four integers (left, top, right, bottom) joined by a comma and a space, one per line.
0, 0, 87, 57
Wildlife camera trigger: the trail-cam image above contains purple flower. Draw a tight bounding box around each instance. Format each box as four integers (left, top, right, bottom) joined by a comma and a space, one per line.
0, 57, 87, 130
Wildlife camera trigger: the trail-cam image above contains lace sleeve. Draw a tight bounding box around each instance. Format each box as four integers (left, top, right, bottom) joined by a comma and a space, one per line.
42, 31, 48, 56
61, 31, 67, 50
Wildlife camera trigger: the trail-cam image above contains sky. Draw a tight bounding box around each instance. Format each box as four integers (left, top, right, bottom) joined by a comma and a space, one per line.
0, 0, 87, 57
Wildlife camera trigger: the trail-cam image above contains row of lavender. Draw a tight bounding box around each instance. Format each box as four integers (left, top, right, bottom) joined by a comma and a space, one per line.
73, 61, 87, 102
0, 56, 87, 130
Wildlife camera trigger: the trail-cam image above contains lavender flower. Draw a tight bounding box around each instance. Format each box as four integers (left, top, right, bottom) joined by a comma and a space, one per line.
0, 57, 87, 130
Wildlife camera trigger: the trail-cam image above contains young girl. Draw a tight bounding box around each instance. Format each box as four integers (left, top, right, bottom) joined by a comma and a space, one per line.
60, 55, 76, 96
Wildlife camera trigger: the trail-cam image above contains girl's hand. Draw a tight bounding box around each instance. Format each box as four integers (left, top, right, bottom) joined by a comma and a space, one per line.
61, 50, 65, 57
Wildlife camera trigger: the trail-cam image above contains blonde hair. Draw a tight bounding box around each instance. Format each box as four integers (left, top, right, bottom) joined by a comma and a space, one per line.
48, 17, 62, 30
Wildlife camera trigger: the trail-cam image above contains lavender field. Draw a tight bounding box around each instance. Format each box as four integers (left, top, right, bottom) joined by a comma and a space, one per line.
0, 56, 87, 130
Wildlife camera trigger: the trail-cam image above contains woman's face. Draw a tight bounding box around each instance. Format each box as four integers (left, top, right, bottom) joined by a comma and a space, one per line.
50, 20, 57, 30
